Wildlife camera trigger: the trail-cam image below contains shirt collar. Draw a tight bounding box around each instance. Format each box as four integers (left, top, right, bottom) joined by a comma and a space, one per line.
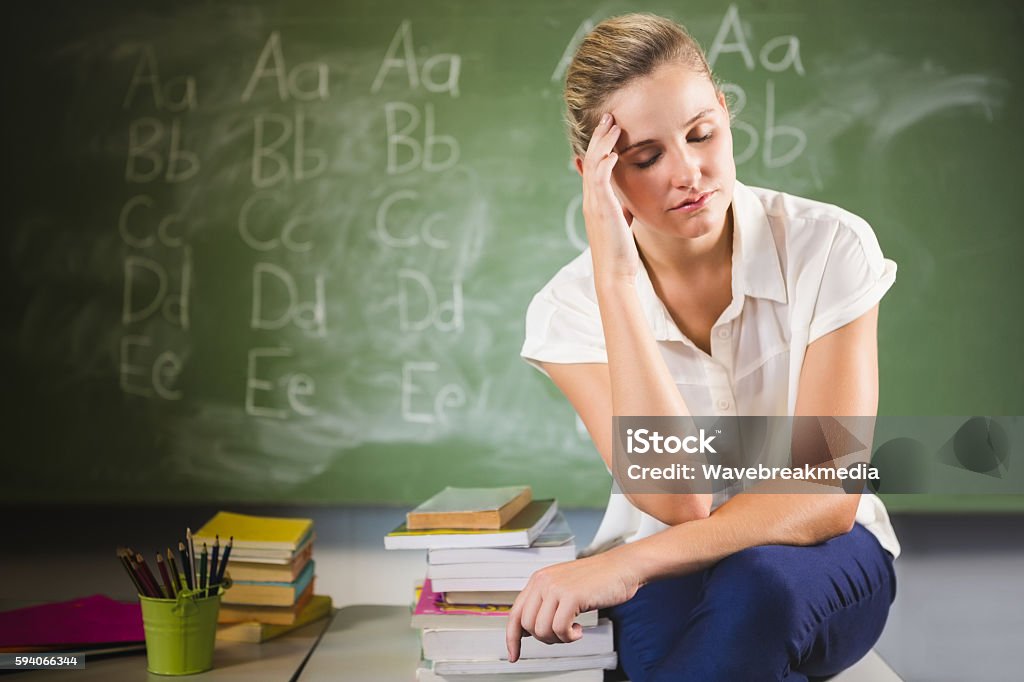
634, 180, 788, 342
732, 180, 788, 305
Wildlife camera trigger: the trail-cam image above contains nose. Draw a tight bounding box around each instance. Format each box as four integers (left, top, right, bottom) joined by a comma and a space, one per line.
669, 143, 701, 189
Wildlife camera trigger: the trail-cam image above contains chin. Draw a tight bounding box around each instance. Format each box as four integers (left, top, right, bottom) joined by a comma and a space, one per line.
664, 209, 726, 240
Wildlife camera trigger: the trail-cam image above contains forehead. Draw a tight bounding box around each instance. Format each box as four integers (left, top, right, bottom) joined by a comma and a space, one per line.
605, 63, 719, 137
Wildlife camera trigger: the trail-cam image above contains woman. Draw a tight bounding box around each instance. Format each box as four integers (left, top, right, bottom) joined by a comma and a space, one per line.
509, 14, 899, 681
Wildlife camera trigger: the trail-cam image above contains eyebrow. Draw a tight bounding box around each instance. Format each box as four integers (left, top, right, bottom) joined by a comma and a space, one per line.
617, 108, 715, 154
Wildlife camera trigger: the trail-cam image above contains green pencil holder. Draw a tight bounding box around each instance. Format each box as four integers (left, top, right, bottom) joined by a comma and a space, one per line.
139, 588, 222, 675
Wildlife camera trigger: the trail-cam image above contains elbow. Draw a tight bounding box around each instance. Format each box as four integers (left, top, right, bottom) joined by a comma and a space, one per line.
815, 502, 858, 544
624, 493, 712, 527
659, 494, 712, 526
837, 506, 858, 536
788, 498, 859, 546
842, 507, 858, 533
836, 495, 860, 535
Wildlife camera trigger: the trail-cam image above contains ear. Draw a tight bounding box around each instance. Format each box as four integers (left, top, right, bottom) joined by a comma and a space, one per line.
573, 156, 584, 177
717, 89, 730, 118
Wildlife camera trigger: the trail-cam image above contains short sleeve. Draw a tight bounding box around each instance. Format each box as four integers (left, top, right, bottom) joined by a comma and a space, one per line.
807, 215, 897, 343
520, 276, 608, 376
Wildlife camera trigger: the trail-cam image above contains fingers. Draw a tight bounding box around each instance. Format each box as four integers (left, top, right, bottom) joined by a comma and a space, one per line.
507, 570, 588, 661
507, 589, 540, 663
552, 600, 584, 643
531, 595, 560, 644
583, 113, 621, 173
518, 589, 542, 641
505, 605, 523, 663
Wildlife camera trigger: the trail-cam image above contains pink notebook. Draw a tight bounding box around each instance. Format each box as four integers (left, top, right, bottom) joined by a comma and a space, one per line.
0, 595, 144, 648
415, 579, 509, 617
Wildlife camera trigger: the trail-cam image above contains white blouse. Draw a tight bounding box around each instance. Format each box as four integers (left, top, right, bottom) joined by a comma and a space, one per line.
521, 180, 901, 559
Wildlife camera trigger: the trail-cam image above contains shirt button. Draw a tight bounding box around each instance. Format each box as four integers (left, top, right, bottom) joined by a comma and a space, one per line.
717, 399, 731, 411
717, 328, 731, 339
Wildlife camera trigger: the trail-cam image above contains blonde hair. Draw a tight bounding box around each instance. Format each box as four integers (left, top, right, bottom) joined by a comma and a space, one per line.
563, 13, 716, 158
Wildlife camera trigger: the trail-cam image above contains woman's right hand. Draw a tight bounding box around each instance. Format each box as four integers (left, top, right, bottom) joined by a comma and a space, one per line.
581, 113, 641, 283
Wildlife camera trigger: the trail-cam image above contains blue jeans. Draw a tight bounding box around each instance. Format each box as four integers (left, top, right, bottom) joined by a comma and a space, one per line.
609, 523, 896, 681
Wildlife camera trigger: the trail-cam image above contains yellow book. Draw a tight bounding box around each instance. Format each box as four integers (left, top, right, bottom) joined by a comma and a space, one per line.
195, 511, 313, 551
216, 595, 333, 643
218, 583, 314, 625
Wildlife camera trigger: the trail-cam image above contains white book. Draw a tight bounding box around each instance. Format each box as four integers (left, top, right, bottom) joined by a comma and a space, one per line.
411, 609, 599, 630
431, 652, 617, 675
431, 576, 532, 592
428, 513, 575, 565
227, 534, 316, 563
416, 664, 603, 681
422, 619, 613, 662
427, 560, 557, 580
385, 500, 558, 550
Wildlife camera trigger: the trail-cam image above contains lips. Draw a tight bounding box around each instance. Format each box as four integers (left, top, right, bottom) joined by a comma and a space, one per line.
669, 191, 715, 213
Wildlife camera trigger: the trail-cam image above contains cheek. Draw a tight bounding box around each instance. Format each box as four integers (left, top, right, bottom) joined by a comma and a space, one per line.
711, 131, 735, 172
615, 173, 661, 214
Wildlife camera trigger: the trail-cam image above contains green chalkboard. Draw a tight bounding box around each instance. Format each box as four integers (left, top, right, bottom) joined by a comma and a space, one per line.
5, 0, 1023, 508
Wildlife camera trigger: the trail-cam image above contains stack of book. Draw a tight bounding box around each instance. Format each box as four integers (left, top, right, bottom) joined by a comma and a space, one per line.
193, 511, 333, 643
385, 486, 617, 681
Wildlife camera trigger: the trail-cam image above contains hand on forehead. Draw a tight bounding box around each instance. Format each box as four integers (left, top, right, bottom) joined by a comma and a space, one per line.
603, 64, 723, 155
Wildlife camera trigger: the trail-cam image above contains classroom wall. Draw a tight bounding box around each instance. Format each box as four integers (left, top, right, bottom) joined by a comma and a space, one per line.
4, 0, 1023, 509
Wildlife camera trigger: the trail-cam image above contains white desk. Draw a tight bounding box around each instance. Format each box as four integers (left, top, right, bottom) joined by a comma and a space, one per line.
300, 605, 903, 682
5, 604, 901, 681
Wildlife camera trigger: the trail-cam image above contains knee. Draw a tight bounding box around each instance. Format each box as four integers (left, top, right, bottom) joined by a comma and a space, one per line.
706, 545, 806, 631
641, 549, 809, 682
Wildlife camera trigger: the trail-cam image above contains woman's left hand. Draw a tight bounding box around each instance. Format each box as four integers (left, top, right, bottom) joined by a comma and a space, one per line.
505, 550, 641, 662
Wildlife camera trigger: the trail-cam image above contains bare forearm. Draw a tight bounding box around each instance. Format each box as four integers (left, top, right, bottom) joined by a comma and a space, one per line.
595, 279, 688, 417
595, 279, 711, 522
611, 492, 860, 586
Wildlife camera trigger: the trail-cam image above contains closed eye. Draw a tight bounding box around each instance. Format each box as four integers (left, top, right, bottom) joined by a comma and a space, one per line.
633, 133, 714, 170
635, 153, 661, 169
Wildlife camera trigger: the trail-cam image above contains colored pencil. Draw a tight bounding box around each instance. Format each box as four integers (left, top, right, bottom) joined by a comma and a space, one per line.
198, 543, 208, 598
116, 548, 145, 596
135, 552, 162, 598
214, 536, 233, 586
122, 547, 151, 597
209, 536, 220, 595
156, 553, 176, 598
187, 528, 197, 594
167, 548, 184, 593
178, 541, 193, 591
